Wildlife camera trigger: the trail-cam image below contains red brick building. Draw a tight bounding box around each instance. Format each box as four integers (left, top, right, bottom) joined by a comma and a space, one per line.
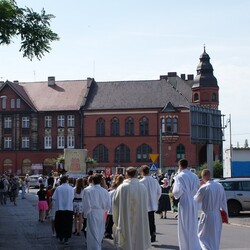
0, 49, 221, 176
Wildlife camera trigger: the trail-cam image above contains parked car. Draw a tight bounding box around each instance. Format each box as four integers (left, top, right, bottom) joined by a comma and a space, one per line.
217, 178, 250, 216
29, 174, 40, 188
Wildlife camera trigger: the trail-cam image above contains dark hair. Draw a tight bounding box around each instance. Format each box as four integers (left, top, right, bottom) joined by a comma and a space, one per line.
140, 165, 149, 175
179, 159, 188, 168
92, 174, 103, 185
60, 175, 68, 184
126, 167, 138, 178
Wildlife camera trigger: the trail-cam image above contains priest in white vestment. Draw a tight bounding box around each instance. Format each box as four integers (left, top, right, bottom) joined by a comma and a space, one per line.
194, 169, 228, 250
83, 174, 111, 250
113, 167, 151, 250
172, 159, 200, 250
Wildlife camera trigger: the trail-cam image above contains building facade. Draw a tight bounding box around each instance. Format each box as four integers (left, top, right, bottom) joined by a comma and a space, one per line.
0, 49, 221, 176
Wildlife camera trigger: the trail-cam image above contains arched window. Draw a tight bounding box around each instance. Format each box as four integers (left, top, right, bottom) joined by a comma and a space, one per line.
161, 117, 165, 133
211, 93, 217, 102
111, 117, 120, 136
194, 93, 199, 102
176, 144, 185, 161
173, 117, 178, 134
166, 117, 172, 133
136, 143, 152, 162
93, 144, 108, 162
96, 118, 105, 136
139, 116, 149, 136
115, 144, 130, 163
125, 117, 134, 136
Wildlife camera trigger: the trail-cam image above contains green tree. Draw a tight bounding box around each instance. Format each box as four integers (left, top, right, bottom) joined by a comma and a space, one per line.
197, 160, 223, 178
0, 0, 59, 60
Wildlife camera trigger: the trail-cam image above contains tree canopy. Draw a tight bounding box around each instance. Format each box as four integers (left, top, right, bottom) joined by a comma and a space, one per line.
0, 0, 59, 60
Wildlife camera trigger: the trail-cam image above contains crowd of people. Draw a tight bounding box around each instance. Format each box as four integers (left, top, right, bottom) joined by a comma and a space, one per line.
0, 159, 228, 250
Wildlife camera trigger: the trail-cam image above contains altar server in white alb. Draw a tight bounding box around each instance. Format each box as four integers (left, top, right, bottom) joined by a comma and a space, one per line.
194, 169, 228, 250
139, 165, 161, 243
113, 166, 151, 250
83, 174, 110, 250
172, 159, 200, 250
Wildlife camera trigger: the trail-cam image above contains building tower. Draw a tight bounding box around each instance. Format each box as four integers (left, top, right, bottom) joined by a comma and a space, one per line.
192, 47, 219, 109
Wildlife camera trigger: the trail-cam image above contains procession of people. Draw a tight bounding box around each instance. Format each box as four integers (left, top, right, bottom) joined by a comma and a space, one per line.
0, 159, 229, 250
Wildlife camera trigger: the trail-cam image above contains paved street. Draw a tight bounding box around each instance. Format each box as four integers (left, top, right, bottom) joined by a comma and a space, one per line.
0, 189, 250, 250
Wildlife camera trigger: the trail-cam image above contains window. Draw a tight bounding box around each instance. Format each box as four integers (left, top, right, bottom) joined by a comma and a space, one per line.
241, 181, 250, 191
57, 136, 65, 149
137, 144, 152, 162
44, 136, 52, 149
22, 137, 29, 148
57, 115, 65, 127
194, 93, 199, 102
166, 117, 172, 133
67, 135, 75, 148
22, 117, 30, 128
96, 118, 105, 136
4, 137, 12, 149
93, 144, 109, 162
211, 93, 217, 102
125, 117, 134, 136
139, 116, 149, 136
115, 144, 130, 163
161, 118, 165, 133
2, 98, 6, 109
176, 144, 185, 161
67, 115, 75, 127
16, 98, 21, 108
4, 117, 12, 128
173, 118, 178, 134
45, 116, 52, 128
111, 117, 119, 136
11, 99, 15, 108
162, 117, 178, 135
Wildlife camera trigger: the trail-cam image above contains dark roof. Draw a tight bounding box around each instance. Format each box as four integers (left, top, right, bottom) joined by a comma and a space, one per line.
84, 76, 192, 110
192, 48, 218, 88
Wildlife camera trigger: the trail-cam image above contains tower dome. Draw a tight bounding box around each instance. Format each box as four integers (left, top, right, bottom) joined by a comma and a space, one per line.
192, 47, 218, 88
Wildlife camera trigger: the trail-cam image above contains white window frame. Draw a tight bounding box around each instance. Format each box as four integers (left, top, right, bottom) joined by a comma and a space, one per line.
4, 137, 12, 149
2, 98, 6, 109
11, 99, 15, 108
57, 136, 65, 149
57, 115, 65, 127
45, 116, 52, 128
16, 98, 21, 108
22, 116, 30, 128
4, 117, 12, 128
67, 115, 75, 127
22, 136, 30, 148
67, 135, 75, 148
44, 136, 52, 149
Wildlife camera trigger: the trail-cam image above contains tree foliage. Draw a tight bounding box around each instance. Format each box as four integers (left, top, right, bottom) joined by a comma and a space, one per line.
197, 160, 223, 178
0, 0, 59, 60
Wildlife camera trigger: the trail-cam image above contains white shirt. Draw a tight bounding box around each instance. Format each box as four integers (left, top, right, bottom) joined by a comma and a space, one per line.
140, 175, 162, 211
52, 183, 74, 211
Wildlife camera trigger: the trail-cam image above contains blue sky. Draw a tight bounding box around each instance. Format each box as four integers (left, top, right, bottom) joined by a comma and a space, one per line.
1, 0, 250, 147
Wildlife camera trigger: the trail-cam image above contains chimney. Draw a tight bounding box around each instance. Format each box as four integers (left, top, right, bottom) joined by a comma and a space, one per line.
13, 80, 19, 84
187, 74, 194, 80
181, 74, 186, 80
168, 72, 177, 77
48, 76, 55, 86
160, 75, 168, 80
